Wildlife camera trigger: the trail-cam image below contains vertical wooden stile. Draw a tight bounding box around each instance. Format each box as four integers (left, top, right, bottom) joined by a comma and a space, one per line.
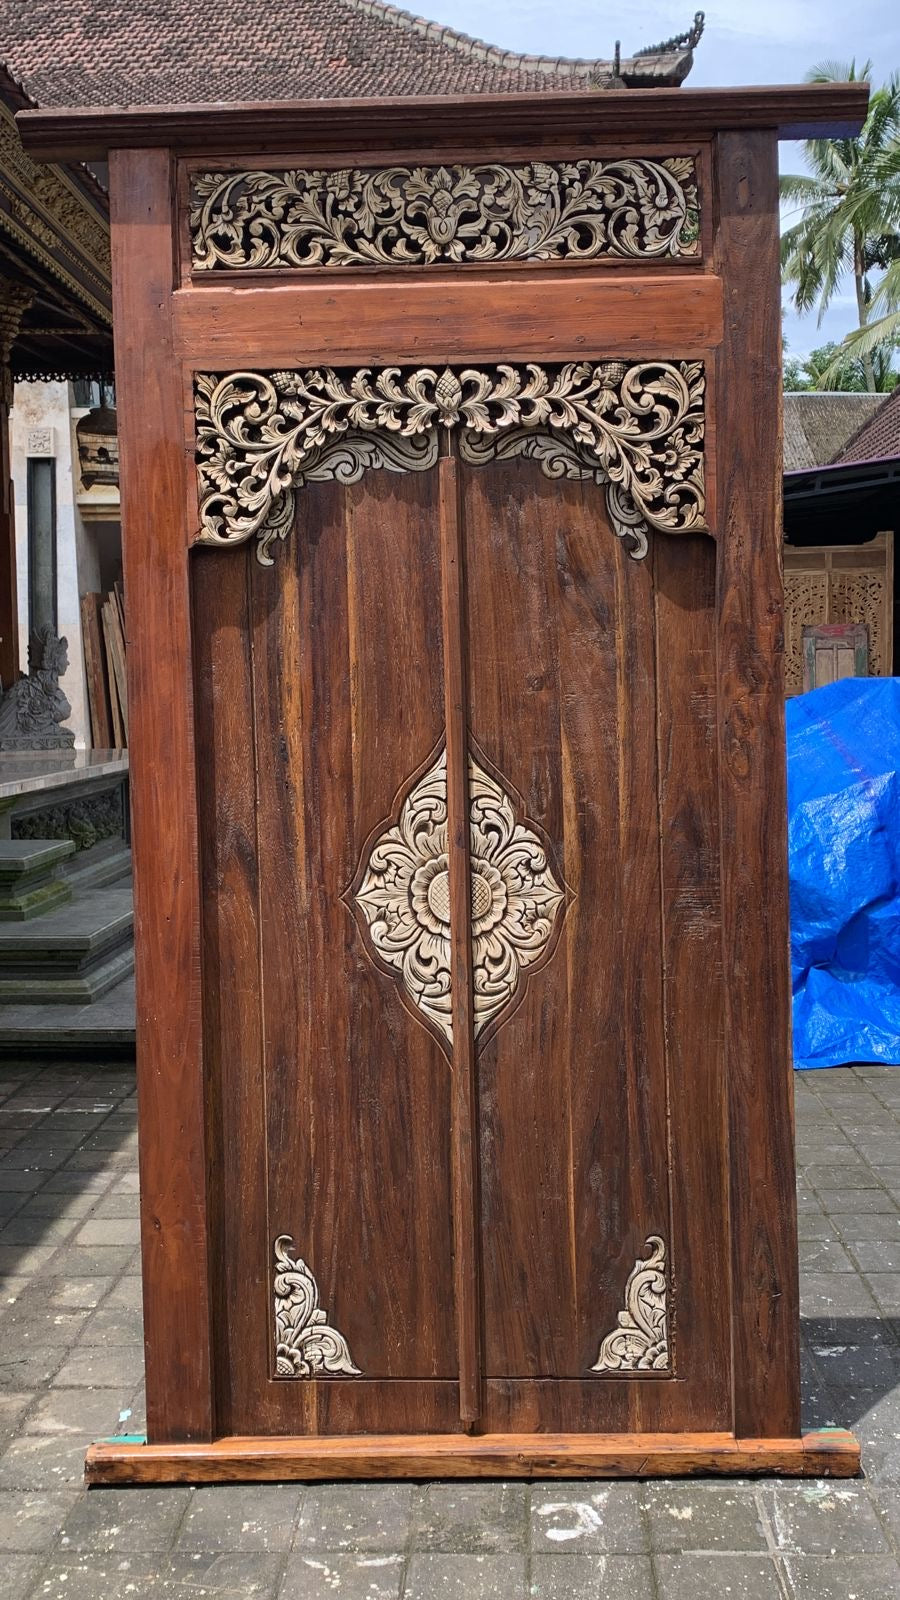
109, 145, 214, 1442
714, 130, 800, 1440
439, 446, 482, 1428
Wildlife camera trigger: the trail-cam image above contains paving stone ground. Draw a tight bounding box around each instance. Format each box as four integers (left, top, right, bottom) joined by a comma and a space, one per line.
0, 1059, 899, 1597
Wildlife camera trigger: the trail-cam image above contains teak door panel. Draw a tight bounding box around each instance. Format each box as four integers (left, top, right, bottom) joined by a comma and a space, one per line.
195, 452, 730, 1436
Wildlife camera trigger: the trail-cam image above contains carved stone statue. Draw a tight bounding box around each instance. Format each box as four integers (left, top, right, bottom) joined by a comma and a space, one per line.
0, 626, 76, 749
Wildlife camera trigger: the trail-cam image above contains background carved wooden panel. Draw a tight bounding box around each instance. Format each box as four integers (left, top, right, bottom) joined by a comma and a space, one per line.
783, 533, 894, 694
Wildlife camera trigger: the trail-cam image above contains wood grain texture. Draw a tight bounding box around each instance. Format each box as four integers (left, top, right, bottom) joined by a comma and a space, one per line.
108, 147, 213, 1441
652, 532, 730, 1432
192, 546, 265, 1438
173, 274, 723, 369
84, 1429, 861, 1485
713, 130, 801, 1439
18, 83, 868, 162
462, 462, 673, 1399
440, 450, 482, 1427
247, 468, 455, 1430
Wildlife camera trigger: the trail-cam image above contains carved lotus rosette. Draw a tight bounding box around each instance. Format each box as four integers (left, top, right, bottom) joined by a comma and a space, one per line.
273, 1235, 360, 1379
592, 1235, 670, 1373
189, 158, 700, 273
194, 360, 706, 564
348, 744, 569, 1050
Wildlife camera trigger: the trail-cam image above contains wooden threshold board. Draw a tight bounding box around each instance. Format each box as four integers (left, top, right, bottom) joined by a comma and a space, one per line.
85, 1430, 860, 1485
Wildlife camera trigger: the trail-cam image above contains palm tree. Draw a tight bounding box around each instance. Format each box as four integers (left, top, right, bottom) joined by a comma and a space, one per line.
780, 62, 900, 392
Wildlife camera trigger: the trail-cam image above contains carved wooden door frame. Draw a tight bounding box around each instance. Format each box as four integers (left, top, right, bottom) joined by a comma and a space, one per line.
16, 84, 867, 1482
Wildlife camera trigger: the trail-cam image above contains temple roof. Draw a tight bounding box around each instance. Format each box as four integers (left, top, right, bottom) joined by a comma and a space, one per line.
0, 1, 703, 106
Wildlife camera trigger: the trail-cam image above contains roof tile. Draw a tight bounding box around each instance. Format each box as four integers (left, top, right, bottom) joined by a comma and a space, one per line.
0, 0, 700, 106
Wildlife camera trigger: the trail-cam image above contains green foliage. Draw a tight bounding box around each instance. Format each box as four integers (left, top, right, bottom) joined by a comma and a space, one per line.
780, 61, 900, 391
783, 339, 899, 392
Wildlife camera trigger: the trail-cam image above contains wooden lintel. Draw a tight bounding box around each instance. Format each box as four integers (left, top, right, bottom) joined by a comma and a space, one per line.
85, 1430, 861, 1486
173, 274, 724, 368
17, 84, 869, 162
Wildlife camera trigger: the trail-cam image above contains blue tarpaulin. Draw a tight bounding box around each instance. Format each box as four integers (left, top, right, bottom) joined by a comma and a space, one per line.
788, 676, 900, 1069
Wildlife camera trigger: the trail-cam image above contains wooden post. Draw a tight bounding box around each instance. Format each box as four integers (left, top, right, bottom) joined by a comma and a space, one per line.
714, 130, 801, 1441
108, 148, 215, 1441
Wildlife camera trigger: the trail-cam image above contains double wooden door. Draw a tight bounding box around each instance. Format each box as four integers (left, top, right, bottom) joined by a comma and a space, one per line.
193, 443, 730, 1437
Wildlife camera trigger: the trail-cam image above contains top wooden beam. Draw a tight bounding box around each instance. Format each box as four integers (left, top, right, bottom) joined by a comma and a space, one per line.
17, 83, 868, 162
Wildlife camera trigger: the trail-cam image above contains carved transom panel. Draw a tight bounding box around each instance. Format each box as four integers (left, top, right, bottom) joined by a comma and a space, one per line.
190, 158, 700, 272
349, 745, 568, 1049
194, 360, 707, 564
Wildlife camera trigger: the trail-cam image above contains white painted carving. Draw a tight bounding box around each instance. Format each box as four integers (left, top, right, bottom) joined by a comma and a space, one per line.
190, 158, 701, 271
592, 1235, 670, 1372
351, 745, 567, 1046
273, 1235, 360, 1378
194, 361, 707, 564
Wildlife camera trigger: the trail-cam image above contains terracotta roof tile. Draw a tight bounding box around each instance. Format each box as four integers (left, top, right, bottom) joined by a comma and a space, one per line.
0, 0, 701, 106
833, 386, 900, 465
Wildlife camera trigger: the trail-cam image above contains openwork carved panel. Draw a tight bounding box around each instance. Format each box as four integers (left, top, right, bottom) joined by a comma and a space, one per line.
784, 571, 829, 695
195, 361, 707, 564
348, 744, 568, 1050
591, 1235, 670, 1373
190, 158, 700, 272
830, 572, 888, 674
273, 1236, 360, 1378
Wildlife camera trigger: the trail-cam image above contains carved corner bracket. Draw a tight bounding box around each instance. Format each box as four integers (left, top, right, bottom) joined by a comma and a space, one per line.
273, 1235, 360, 1379
591, 1234, 670, 1373
194, 361, 707, 565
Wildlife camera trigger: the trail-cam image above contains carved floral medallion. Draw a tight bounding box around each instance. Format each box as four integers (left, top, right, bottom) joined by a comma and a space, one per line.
592, 1235, 670, 1373
194, 360, 706, 564
190, 158, 700, 272
349, 745, 568, 1048
273, 1235, 360, 1378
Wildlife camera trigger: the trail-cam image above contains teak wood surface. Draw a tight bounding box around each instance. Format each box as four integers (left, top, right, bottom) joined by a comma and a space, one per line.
17, 83, 867, 1483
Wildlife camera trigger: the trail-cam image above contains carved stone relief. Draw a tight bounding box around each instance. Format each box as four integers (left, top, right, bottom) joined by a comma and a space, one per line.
273, 1235, 360, 1378
190, 158, 700, 272
591, 1235, 670, 1372
0, 627, 76, 750
195, 360, 707, 564
349, 743, 568, 1050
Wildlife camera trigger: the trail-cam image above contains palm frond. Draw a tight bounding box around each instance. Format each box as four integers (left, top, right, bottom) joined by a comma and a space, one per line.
838, 312, 900, 362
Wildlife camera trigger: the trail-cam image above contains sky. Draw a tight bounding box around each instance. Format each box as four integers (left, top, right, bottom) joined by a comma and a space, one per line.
424, 0, 898, 359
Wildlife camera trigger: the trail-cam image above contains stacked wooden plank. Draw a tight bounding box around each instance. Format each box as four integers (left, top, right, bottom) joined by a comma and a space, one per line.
81, 583, 128, 749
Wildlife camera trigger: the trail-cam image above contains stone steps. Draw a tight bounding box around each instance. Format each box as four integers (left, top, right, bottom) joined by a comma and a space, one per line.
64, 836, 132, 893
0, 882, 134, 1003
0, 839, 74, 920
0, 972, 136, 1053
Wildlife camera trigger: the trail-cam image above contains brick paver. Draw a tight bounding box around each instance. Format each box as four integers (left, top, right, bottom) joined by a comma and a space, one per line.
0, 1060, 899, 1596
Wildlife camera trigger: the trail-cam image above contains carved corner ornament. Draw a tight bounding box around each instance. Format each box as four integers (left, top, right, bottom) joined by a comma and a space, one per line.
194, 361, 707, 564
591, 1235, 670, 1373
189, 158, 700, 272
273, 1235, 360, 1378
347, 742, 570, 1050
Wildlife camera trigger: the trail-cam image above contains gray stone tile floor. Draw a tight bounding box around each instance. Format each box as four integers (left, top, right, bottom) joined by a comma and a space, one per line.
0, 1059, 899, 1596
